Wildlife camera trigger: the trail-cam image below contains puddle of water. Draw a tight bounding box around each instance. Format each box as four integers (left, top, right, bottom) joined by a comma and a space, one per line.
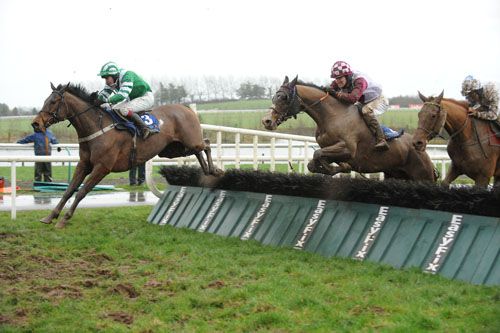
0, 190, 159, 211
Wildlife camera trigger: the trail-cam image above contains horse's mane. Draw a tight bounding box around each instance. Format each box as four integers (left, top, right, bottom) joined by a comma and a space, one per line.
442, 98, 469, 110
297, 80, 327, 91
59, 83, 93, 104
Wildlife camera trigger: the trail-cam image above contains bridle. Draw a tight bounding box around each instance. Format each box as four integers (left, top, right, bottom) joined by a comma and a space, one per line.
44, 89, 98, 127
271, 84, 329, 125
417, 101, 469, 140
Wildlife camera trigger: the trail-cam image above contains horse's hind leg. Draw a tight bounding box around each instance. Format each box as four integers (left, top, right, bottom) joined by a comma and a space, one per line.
195, 151, 210, 175
55, 165, 110, 228
40, 161, 91, 224
203, 139, 222, 176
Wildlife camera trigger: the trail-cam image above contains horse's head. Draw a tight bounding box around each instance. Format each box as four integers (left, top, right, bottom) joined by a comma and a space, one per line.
262, 75, 301, 130
412, 90, 445, 152
32, 82, 72, 132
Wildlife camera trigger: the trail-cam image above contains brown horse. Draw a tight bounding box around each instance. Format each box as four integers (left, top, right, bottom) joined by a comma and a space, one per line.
413, 91, 500, 187
262, 76, 436, 181
32, 83, 220, 228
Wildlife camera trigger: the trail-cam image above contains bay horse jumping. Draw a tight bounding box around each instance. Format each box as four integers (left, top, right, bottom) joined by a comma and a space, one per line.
32, 83, 221, 228
413, 91, 500, 188
262, 76, 436, 181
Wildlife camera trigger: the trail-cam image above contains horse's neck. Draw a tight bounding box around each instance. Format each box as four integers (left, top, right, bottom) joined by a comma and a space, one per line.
65, 94, 109, 138
297, 85, 344, 126
442, 99, 471, 139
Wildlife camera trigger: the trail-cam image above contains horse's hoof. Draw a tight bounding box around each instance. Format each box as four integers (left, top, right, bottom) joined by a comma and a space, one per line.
55, 220, 68, 229
40, 217, 53, 224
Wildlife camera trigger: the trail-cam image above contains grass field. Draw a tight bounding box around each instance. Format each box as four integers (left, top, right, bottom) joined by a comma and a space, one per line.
196, 99, 271, 110
0, 109, 425, 144
1, 206, 499, 332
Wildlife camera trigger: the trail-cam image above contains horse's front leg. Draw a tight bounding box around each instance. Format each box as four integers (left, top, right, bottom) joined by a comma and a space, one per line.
441, 163, 461, 187
55, 165, 110, 228
307, 141, 352, 176
40, 161, 91, 224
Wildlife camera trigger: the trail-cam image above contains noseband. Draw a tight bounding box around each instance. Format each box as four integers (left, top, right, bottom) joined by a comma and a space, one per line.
44, 89, 97, 126
271, 84, 329, 125
45, 90, 69, 126
417, 101, 469, 140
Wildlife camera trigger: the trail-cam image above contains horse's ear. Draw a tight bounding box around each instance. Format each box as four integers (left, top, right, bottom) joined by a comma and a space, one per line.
435, 90, 444, 103
65, 82, 70, 89
418, 90, 428, 102
290, 75, 298, 86
283, 76, 289, 85
50, 82, 57, 91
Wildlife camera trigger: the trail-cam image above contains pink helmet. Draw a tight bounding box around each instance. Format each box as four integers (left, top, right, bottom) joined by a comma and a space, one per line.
331, 61, 352, 78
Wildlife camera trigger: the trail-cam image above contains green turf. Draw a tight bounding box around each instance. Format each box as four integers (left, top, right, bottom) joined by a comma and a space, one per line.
0, 207, 498, 332
1, 109, 425, 144
196, 99, 271, 110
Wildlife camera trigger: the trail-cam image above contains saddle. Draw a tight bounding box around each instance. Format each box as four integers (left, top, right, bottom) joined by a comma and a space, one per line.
105, 109, 160, 136
489, 120, 500, 138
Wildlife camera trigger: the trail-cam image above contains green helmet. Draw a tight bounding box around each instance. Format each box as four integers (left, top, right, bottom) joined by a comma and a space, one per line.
98, 62, 120, 77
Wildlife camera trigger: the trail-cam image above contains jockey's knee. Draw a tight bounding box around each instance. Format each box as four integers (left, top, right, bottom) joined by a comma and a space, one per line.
118, 108, 133, 117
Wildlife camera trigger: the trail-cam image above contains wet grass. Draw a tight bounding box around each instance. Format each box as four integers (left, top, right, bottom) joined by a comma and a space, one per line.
1, 207, 499, 332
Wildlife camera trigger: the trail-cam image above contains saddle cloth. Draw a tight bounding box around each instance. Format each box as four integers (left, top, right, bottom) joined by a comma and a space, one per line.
488, 121, 500, 146
489, 120, 500, 138
382, 126, 404, 141
105, 109, 161, 136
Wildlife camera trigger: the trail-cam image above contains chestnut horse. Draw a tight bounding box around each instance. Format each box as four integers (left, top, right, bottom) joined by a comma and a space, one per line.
413, 91, 500, 187
262, 76, 436, 181
32, 83, 220, 228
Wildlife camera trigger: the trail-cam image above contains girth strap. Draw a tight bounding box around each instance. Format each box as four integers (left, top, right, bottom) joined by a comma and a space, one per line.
78, 123, 116, 143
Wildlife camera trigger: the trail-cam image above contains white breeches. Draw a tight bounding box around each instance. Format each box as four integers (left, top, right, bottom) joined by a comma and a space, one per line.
114, 92, 155, 116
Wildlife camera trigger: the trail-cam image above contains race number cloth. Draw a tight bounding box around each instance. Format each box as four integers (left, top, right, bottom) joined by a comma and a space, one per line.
138, 113, 161, 133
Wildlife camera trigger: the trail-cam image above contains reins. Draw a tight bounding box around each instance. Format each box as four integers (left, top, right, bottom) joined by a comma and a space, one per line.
47, 88, 114, 143
274, 84, 329, 124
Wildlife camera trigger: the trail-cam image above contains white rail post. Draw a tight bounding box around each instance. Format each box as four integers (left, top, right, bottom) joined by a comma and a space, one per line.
216, 131, 223, 170
253, 135, 258, 170
235, 132, 241, 169
11, 161, 16, 220
287, 139, 292, 173
441, 160, 446, 180
270, 138, 276, 172
303, 142, 309, 174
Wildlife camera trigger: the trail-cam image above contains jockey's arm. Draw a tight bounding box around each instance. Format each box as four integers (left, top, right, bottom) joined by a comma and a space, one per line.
108, 76, 134, 105
334, 77, 368, 104
97, 87, 115, 103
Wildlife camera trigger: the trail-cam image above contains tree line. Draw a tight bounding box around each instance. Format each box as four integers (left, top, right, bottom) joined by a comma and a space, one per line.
151, 76, 283, 105
0, 77, 425, 116
0, 103, 38, 117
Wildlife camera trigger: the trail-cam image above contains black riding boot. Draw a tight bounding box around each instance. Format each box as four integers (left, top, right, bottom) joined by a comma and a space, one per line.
129, 113, 154, 140
361, 112, 389, 151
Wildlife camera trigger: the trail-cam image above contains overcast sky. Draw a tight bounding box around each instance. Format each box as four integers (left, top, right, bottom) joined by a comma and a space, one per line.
0, 0, 499, 108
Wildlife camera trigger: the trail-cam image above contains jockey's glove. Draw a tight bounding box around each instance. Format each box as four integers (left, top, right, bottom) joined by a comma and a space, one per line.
100, 103, 112, 110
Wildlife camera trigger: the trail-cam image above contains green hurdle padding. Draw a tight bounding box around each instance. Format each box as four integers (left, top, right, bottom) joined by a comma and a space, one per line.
148, 185, 500, 286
